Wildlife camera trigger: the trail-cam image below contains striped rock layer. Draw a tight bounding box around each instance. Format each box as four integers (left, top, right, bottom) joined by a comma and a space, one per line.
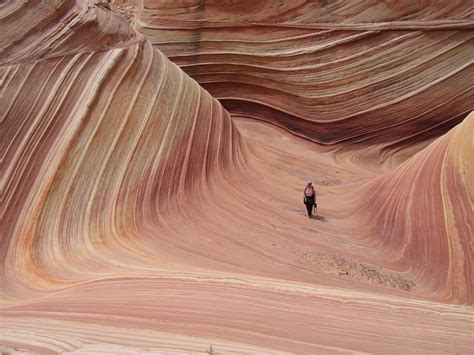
137, 0, 474, 145
1, 0, 473, 353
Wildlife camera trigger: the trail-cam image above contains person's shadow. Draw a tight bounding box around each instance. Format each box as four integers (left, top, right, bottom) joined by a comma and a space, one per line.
312, 215, 327, 222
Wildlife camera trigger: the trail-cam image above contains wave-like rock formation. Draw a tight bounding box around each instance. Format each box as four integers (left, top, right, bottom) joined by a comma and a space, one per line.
137, 0, 474, 145
1, 0, 245, 295
354, 113, 474, 303
1, 0, 473, 353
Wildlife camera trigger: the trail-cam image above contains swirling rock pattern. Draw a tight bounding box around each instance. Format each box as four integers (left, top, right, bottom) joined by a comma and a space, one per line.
137, 0, 474, 145
1, 0, 473, 353
1, 0, 246, 291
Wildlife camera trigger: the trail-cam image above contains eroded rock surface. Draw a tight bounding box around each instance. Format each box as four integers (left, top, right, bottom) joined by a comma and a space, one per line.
1, 0, 473, 353
137, 0, 474, 147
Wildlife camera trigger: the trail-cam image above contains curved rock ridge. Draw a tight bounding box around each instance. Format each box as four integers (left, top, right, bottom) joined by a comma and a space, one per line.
1, 0, 246, 296
1, 0, 474, 353
0, 0, 139, 65
352, 112, 474, 304
137, 0, 474, 145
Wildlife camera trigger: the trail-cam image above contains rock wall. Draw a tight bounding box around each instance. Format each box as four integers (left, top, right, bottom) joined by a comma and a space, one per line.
137, 0, 474, 144
1, 0, 473, 353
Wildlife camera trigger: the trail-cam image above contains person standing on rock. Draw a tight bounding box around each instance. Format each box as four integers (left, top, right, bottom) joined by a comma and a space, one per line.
303, 182, 317, 218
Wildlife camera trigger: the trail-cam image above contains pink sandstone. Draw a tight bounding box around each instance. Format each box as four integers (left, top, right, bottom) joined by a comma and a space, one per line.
1, 0, 473, 353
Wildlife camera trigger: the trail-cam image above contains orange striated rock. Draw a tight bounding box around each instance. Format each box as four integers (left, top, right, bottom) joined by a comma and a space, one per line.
354, 113, 474, 303
1, 0, 473, 353
137, 0, 474, 145
1, 0, 246, 295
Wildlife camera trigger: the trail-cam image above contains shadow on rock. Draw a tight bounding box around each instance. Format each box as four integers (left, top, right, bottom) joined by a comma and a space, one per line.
313, 215, 327, 222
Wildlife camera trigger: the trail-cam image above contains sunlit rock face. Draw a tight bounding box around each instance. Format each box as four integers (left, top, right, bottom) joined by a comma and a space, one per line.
1, 0, 473, 353
137, 0, 474, 145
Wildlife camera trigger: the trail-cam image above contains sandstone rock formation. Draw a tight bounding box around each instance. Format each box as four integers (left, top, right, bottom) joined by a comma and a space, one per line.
137, 0, 474, 145
1, 0, 473, 353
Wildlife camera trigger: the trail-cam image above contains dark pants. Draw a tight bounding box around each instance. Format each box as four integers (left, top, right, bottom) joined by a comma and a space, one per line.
304, 196, 315, 216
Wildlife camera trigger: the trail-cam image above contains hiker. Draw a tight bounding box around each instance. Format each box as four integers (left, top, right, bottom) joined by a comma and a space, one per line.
303, 182, 317, 218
